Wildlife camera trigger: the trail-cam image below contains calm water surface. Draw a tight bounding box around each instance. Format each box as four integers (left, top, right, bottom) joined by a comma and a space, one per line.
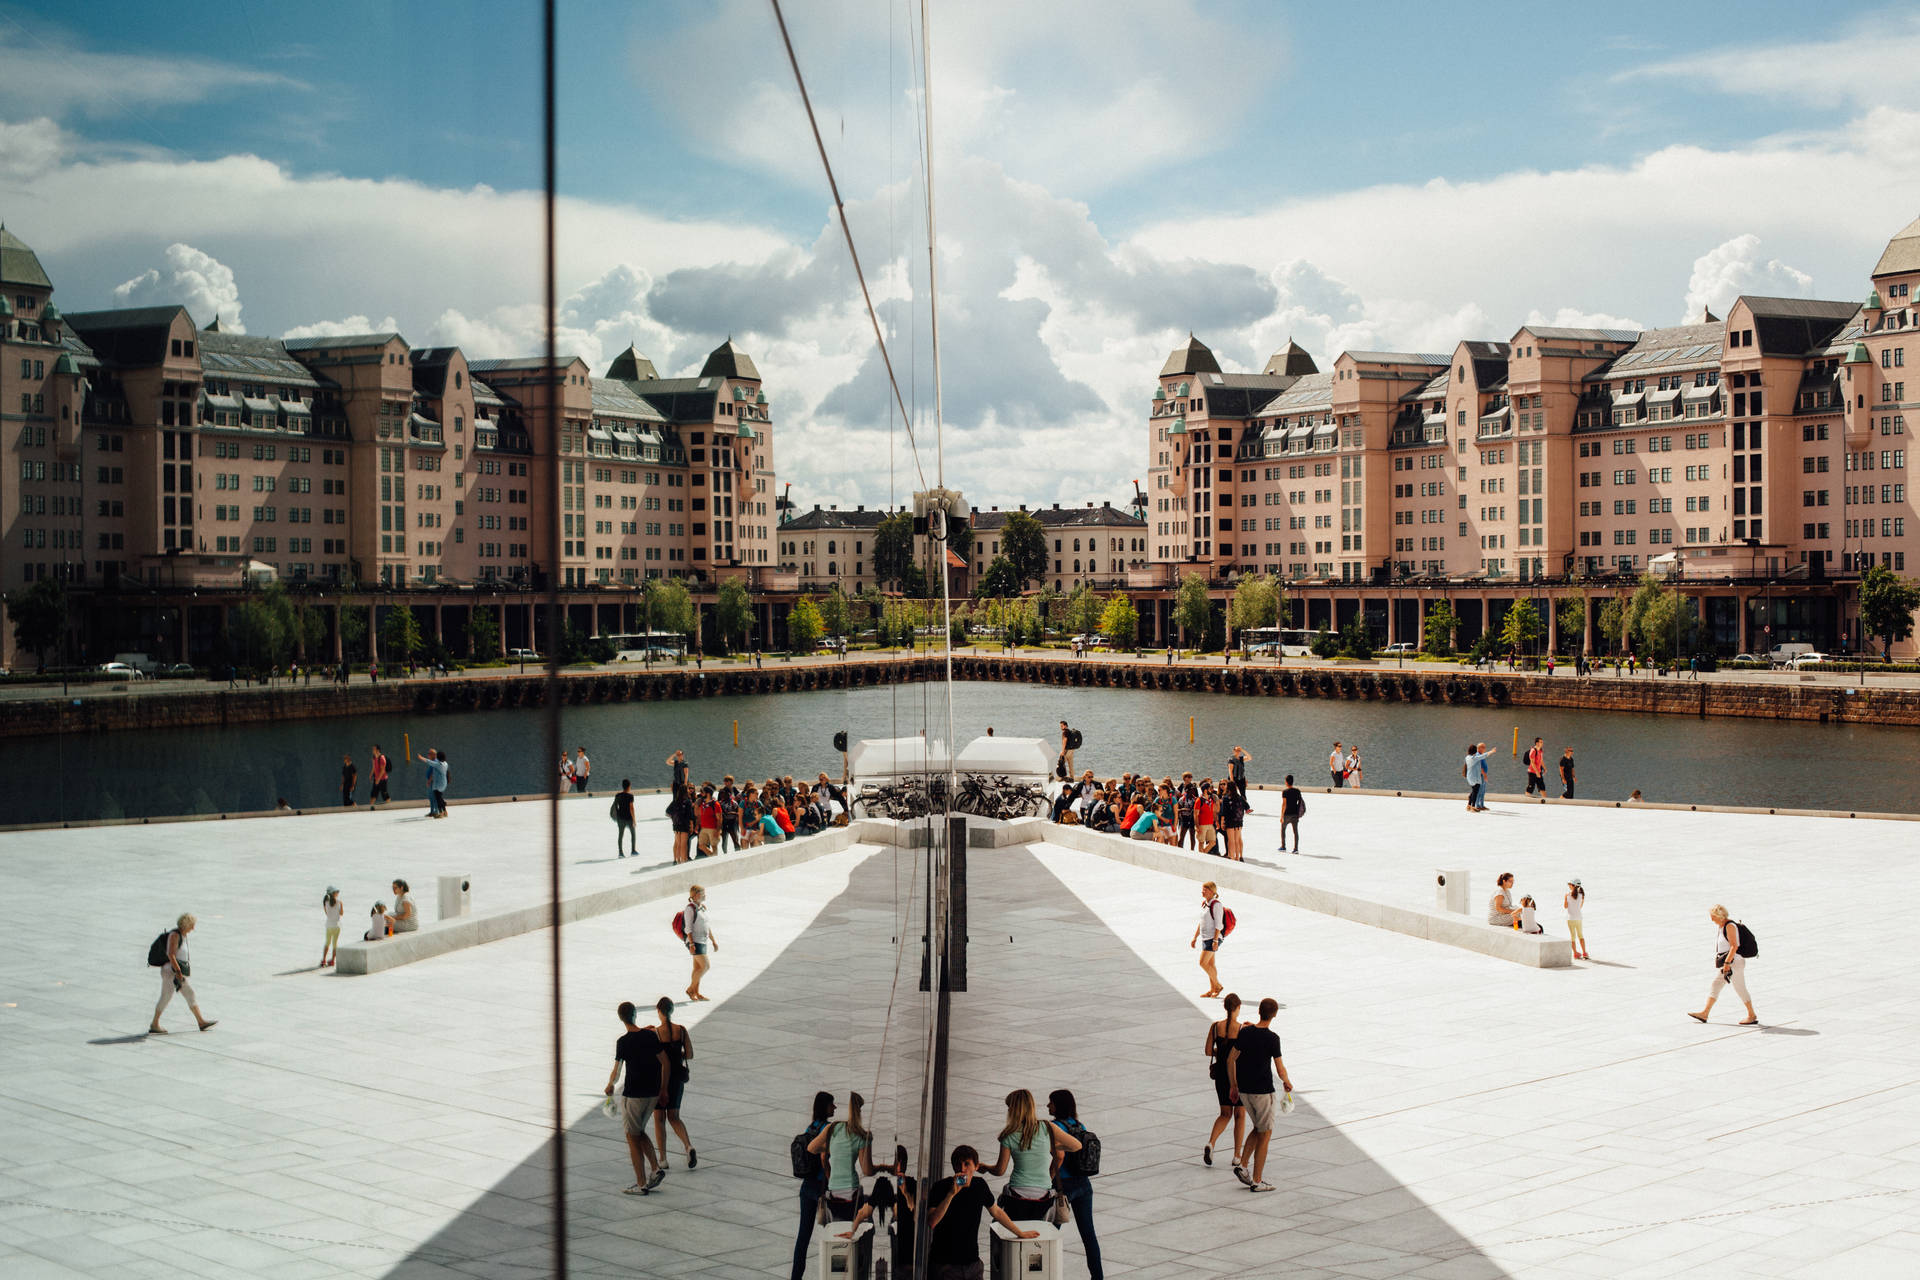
4, 680, 1916, 824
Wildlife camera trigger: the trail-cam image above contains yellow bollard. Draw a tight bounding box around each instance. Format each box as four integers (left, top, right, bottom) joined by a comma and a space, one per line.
733, 719, 739, 748
1190, 716, 1195, 744
404, 732, 411, 766
1512, 726, 1518, 757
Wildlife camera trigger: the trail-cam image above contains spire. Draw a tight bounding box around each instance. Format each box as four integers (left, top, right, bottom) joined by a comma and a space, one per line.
205, 314, 223, 332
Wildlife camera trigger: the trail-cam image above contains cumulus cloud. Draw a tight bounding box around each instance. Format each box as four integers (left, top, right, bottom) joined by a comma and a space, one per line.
0, 39, 303, 119
112, 243, 246, 331
1681, 235, 1814, 321
1524, 306, 1645, 332
281, 314, 400, 340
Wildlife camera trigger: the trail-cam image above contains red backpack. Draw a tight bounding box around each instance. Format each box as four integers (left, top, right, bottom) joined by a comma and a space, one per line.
1216, 901, 1236, 938
670, 907, 688, 941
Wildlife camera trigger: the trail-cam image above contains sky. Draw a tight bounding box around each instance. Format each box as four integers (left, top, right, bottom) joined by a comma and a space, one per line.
3, 0, 1919, 511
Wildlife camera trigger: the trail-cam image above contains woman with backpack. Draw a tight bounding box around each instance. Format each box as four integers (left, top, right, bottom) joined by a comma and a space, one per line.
791, 1092, 836, 1280
149, 913, 215, 1034
1191, 882, 1229, 998
806, 1091, 884, 1223
650, 997, 696, 1170
984, 1088, 1081, 1221
667, 782, 695, 864
1688, 905, 1758, 1026
1216, 777, 1247, 861
1046, 1089, 1103, 1280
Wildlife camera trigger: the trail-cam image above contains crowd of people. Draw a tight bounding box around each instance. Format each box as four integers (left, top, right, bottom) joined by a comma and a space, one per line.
657, 749, 850, 863
1047, 746, 1255, 859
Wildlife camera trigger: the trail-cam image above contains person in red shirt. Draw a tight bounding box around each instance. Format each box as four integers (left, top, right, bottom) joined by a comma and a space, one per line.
1196, 786, 1219, 856
696, 787, 721, 857
773, 798, 795, 835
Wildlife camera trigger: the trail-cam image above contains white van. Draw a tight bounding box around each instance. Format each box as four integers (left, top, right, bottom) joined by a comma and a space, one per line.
1768, 643, 1816, 667
112, 652, 158, 674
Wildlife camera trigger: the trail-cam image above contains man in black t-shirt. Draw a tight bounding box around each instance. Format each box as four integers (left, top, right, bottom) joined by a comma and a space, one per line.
927, 1145, 1036, 1279
604, 1002, 669, 1195
1227, 997, 1294, 1193
1279, 775, 1305, 853
1559, 747, 1576, 799
613, 780, 637, 857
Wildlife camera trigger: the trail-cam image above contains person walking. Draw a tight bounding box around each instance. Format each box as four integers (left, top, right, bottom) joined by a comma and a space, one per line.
419, 747, 449, 818
558, 752, 576, 795
1059, 721, 1076, 778
575, 746, 592, 794
1046, 1090, 1103, 1280
1525, 737, 1545, 797
791, 1092, 836, 1279
340, 753, 357, 807
612, 779, 638, 857
604, 1001, 669, 1195
682, 886, 715, 1001
1564, 879, 1588, 960
651, 997, 697, 1170
1279, 776, 1305, 853
1462, 741, 1493, 812
1688, 905, 1758, 1026
1559, 746, 1577, 800
149, 913, 215, 1034
369, 745, 390, 806
320, 888, 343, 967
1191, 881, 1227, 999
1345, 745, 1362, 788
1328, 741, 1344, 788
1226, 997, 1292, 1192
1203, 993, 1246, 1177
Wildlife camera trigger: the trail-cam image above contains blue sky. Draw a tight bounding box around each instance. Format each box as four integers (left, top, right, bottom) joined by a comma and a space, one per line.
2, 1, 1917, 507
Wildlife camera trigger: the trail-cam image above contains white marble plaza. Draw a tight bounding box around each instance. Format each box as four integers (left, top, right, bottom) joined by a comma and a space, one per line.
1, 787, 1917, 1278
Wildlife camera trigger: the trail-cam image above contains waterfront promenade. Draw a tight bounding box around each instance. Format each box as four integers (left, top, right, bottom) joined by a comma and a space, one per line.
1, 793, 1916, 1277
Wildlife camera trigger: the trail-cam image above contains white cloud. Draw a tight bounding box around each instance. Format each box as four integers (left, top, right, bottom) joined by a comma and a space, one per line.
0, 38, 303, 119
0, 117, 65, 181
1524, 306, 1645, 332
281, 314, 400, 341
1681, 235, 1813, 322
1620, 13, 1920, 110
112, 243, 246, 331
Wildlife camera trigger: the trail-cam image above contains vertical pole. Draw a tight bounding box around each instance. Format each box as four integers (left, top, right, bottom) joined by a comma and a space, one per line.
1189, 715, 1195, 743
733, 719, 739, 748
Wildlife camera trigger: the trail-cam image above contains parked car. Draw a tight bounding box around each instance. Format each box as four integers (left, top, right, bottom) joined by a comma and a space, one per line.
162, 662, 197, 677
1382, 642, 1418, 654
1785, 651, 1827, 669
507, 648, 541, 663
1730, 653, 1763, 664
1070, 633, 1111, 649
1768, 642, 1816, 667
817, 636, 847, 653
96, 662, 146, 680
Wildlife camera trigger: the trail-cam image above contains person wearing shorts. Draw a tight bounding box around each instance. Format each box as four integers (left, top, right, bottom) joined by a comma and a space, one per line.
605, 1002, 669, 1195
1190, 882, 1226, 998
1226, 997, 1292, 1193
682, 887, 716, 1001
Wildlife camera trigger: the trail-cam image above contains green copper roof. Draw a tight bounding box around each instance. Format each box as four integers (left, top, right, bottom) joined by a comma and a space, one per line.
0, 227, 52, 289
737, 423, 758, 441
1847, 342, 1871, 363
0, 294, 12, 317
1168, 417, 1186, 434
52, 352, 81, 375
40, 302, 60, 321
1868, 290, 1884, 310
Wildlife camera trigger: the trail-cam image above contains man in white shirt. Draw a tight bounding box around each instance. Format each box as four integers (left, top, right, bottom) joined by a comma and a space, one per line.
1329, 742, 1344, 788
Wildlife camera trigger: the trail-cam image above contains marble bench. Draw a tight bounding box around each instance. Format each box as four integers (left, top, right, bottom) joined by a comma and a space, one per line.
1042, 824, 1572, 969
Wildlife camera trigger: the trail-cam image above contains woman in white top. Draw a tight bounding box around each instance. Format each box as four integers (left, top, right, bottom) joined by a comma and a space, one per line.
1190, 882, 1226, 999
150, 913, 215, 1034
389, 880, 418, 933
320, 888, 344, 968
1564, 880, 1587, 959
1487, 872, 1520, 927
1345, 747, 1362, 788
1689, 905, 1757, 1026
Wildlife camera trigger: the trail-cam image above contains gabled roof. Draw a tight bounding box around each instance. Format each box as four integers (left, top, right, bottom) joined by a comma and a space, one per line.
63, 305, 192, 366
283, 332, 403, 352
970, 504, 1145, 531
591, 377, 670, 423
1159, 335, 1222, 378
782, 505, 893, 530
409, 347, 466, 397
0, 226, 52, 290
1263, 340, 1317, 377
1738, 298, 1860, 357
1262, 371, 1334, 411
1343, 350, 1450, 366
1871, 214, 1920, 278
1521, 325, 1640, 343
699, 339, 759, 381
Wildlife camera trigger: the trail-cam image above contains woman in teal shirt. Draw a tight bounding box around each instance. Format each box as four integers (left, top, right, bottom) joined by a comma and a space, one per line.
807, 1091, 883, 1221
985, 1088, 1081, 1221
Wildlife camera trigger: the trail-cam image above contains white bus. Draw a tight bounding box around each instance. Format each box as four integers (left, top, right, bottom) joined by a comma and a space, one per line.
1238, 627, 1317, 658
608, 632, 687, 661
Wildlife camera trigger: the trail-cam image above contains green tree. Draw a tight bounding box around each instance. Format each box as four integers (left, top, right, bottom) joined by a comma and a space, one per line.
949, 605, 969, 646
787, 595, 824, 653
1033, 584, 1060, 640
874, 512, 915, 589
6, 577, 66, 669
339, 604, 368, 662
291, 597, 328, 659
1311, 625, 1340, 659
1339, 616, 1375, 661
1624, 576, 1696, 662
645, 577, 697, 645
899, 560, 931, 599
1556, 595, 1588, 654
230, 599, 287, 670
1859, 563, 1920, 659
1173, 571, 1211, 648
999, 510, 1049, 588
1227, 573, 1279, 635
1596, 597, 1627, 652
465, 605, 500, 660
818, 585, 851, 638
1098, 592, 1139, 651
715, 577, 754, 653
977, 555, 1022, 600
1423, 599, 1459, 657
1065, 584, 1103, 637
380, 606, 424, 665
1500, 599, 1546, 655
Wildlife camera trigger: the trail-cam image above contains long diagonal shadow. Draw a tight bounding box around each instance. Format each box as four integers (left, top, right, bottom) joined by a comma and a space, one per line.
388, 843, 930, 1279
387, 840, 1503, 1278
942, 845, 1508, 1279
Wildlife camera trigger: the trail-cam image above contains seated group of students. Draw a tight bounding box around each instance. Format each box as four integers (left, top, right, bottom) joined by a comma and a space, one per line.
799, 1087, 1102, 1279
1050, 770, 1250, 855
668, 773, 851, 859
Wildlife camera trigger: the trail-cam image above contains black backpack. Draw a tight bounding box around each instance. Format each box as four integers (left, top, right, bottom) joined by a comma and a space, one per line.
1735, 922, 1758, 958
790, 1127, 824, 1180
147, 930, 175, 968
1066, 728, 1083, 750
1060, 1119, 1100, 1177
